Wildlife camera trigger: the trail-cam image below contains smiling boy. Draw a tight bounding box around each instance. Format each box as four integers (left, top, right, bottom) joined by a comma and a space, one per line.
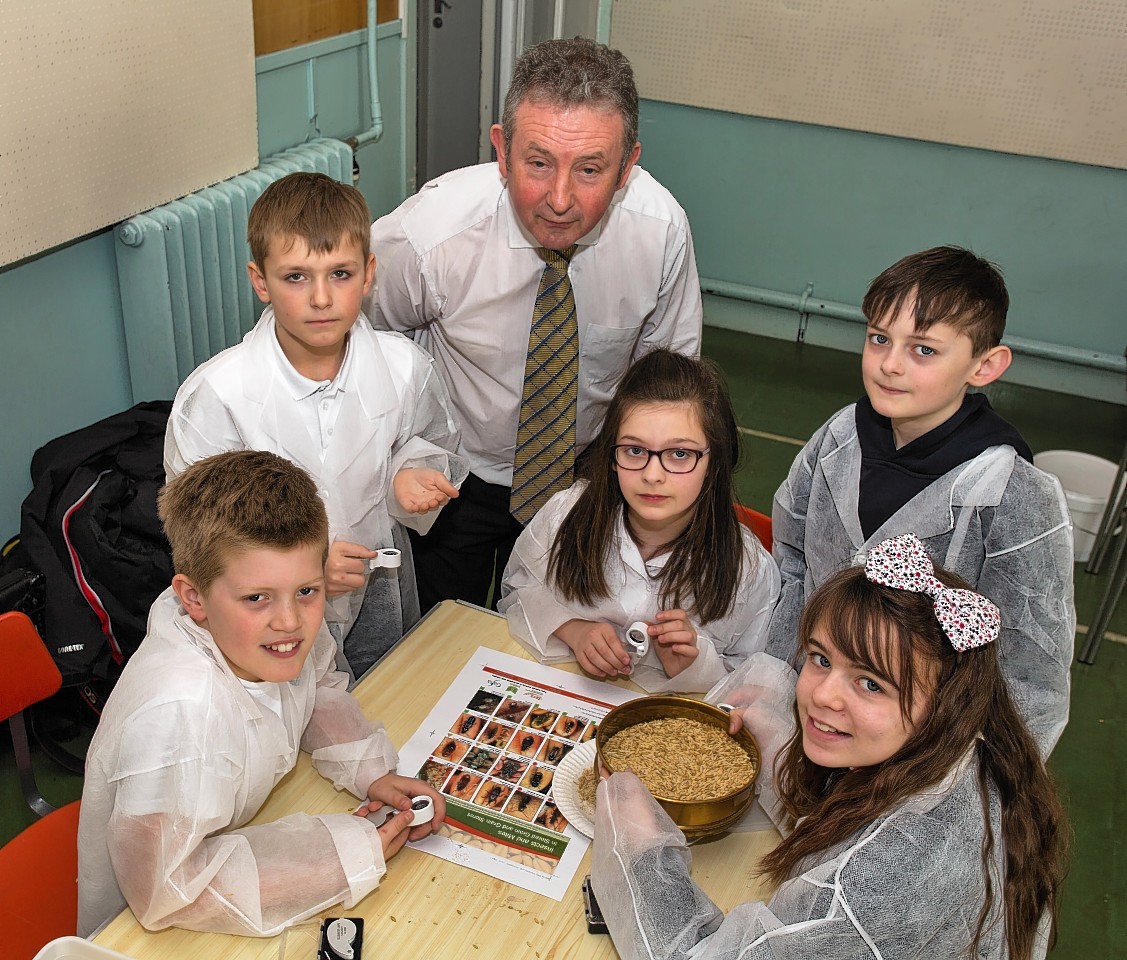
765, 246, 1075, 756
165, 172, 466, 677
77, 451, 445, 937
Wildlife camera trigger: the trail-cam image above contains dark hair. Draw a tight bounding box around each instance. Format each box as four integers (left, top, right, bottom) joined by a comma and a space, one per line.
759, 563, 1068, 960
247, 172, 371, 269
501, 37, 639, 174
547, 350, 749, 623
862, 246, 1009, 355
158, 450, 329, 593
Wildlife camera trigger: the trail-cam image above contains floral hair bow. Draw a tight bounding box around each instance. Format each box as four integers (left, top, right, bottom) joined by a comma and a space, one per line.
864, 534, 1000, 652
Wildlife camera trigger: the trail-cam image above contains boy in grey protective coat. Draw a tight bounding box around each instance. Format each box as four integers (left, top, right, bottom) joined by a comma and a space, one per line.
764, 246, 1074, 756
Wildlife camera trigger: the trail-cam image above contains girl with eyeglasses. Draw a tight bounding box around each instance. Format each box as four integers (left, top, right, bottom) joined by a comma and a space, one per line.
498, 349, 780, 692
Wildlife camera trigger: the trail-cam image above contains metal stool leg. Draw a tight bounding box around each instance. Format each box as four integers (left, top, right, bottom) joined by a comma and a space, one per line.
1086, 440, 1127, 575
9, 710, 56, 817
1079, 505, 1127, 664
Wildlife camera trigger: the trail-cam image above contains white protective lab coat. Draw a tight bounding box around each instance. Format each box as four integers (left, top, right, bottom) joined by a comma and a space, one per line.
765, 405, 1074, 755
499, 484, 781, 693
164, 308, 467, 635
591, 653, 1046, 960
77, 588, 400, 937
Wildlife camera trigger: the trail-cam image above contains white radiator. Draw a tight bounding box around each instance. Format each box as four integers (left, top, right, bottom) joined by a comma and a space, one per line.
114, 138, 354, 401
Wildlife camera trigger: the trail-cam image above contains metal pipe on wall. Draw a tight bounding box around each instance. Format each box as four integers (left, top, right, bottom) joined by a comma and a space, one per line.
497, 1, 525, 114
348, 0, 385, 149
700, 276, 1126, 375
305, 60, 321, 139
596, 0, 614, 43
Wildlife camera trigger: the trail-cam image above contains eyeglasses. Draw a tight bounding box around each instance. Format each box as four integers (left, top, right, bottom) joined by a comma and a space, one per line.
613, 445, 710, 474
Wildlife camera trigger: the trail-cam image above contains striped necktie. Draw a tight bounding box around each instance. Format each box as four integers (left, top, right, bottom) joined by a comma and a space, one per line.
510, 245, 579, 524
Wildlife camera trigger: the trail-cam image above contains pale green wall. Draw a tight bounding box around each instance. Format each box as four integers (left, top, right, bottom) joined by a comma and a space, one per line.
255, 23, 413, 219
0, 27, 411, 536
637, 100, 1126, 394
0, 232, 134, 539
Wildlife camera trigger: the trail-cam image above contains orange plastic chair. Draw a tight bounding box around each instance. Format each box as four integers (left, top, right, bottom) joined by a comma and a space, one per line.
0, 799, 82, 960
735, 504, 773, 552
1, 611, 65, 816
0, 611, 82, 959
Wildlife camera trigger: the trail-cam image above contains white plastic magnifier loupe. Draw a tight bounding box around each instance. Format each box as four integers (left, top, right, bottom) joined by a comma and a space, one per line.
624, 621, 650, 657
368, 548, 402, 570
324, 917, 360, 959
359, 794, 435, 828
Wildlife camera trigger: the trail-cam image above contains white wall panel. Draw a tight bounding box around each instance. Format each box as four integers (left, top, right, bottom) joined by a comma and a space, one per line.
611, 0, 1127, 170
0, 0, 257, 266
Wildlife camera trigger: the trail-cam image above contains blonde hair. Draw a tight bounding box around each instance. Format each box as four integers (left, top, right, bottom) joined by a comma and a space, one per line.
247, 172, 370, 269
158, 450, 328, 593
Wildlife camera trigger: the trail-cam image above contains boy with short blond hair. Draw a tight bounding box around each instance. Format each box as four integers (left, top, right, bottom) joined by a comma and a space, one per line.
246, 169, 372, 270
78, 451, 445, 937
166, 172, 466, 677
766, 246, 1074, 755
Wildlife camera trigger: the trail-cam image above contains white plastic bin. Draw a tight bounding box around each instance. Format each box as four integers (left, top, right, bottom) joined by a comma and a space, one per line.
32, 937, 136, 960
1033, 450, 1121, 563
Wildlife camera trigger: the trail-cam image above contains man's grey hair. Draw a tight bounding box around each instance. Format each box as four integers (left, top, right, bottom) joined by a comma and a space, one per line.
500, 37, 639, 173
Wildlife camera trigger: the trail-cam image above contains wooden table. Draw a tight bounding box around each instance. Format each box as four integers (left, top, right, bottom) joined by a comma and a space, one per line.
94, 601, 779, 959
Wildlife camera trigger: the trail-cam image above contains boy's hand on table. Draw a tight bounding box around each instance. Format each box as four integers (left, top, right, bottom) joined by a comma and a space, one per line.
364, 773, 447, 842
555, 619, 632, 678
367, 806, 414, 860
393, 468, 459, 514
326, 540, 377, 597
650, 609, 699, 677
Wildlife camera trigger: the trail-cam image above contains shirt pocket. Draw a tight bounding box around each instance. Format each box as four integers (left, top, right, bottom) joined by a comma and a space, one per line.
580, 323, 641, 387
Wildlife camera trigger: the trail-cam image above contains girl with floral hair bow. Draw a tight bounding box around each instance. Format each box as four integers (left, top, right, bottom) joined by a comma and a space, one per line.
591, 533, 1068, 960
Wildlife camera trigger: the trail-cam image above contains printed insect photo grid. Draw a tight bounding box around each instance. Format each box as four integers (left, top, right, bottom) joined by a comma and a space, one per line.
417, 686, 604, 836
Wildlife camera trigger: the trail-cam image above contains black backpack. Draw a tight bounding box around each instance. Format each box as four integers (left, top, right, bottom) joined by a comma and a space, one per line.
17, 401, 174, 701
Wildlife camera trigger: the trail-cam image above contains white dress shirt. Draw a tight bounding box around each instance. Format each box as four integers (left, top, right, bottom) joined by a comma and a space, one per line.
366, 163, 703, 485
270, 325, 350, 458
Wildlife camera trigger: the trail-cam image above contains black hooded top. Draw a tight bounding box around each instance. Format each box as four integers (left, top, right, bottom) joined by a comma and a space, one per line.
856, 393, 1033, 540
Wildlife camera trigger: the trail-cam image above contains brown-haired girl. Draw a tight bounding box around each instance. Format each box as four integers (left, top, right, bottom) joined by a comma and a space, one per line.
591, 533, 1068, 959
499, 350, 779, 692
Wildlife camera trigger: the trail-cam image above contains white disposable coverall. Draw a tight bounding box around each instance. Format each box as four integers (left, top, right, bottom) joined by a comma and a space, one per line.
765, 405, 1074, 755
498, 484, 780, 693
77, 588, 400, 937
164, 308, 467, 637
591, 653, 1049, 960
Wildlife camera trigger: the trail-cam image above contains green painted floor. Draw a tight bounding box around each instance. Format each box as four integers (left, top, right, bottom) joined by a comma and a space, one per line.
1, 317, 1123, 956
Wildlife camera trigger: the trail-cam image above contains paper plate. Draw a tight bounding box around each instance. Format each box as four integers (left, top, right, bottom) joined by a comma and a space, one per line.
552, 739, 598, 838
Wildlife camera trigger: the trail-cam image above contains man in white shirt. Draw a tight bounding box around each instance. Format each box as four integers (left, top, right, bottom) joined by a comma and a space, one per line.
366, 37, 703, 609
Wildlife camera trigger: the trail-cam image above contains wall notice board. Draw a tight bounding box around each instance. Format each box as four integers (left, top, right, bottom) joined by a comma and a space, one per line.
610, 0, 1127, 171
0, 0, 258, 267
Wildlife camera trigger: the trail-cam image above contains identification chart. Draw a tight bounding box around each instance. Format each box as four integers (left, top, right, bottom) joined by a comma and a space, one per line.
397, 647, 639, 899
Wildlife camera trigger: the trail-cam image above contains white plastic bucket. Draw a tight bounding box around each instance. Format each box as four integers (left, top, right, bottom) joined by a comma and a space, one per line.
1033, 450, 1121, 563
32, 936, 136, 960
